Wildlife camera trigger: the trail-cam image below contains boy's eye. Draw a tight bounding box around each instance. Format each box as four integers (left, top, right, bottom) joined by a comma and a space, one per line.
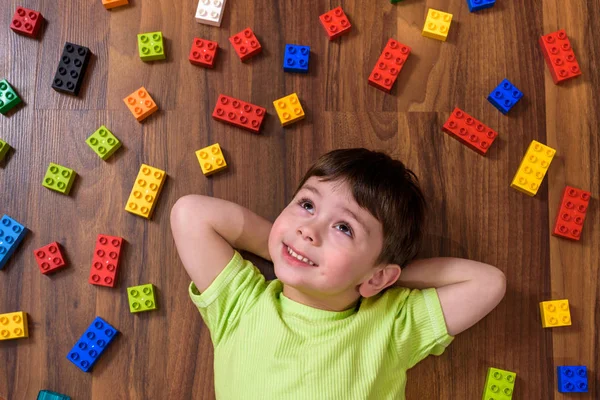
335, 223, 353, 238
297, 198, 314, 213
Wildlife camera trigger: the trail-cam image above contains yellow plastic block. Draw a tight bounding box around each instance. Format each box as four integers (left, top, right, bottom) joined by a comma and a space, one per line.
273, 93, 305, 126
510, 140, 556, 196
102, 0, 128, 9
539, 299, 571, 328
196, 143, 227, 176
422, 9, 453, 42
125, 164, 166, 219
0, 311, 28, 340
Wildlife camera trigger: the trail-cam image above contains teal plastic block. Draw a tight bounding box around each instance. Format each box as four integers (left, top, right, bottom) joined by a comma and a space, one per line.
0, 79, 22, 115
37, 390, 71, 400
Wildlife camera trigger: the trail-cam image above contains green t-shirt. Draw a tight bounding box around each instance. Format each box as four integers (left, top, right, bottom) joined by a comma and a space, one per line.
189, 251, 454, 400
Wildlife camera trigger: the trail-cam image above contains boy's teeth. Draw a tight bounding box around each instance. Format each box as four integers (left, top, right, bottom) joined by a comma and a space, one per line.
287, 246, 315, 266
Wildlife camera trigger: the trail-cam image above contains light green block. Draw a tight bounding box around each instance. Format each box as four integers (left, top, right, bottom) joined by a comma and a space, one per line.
0, 79, 22, 115
482, 367, 516, 400
86, 125, 121, 160
0, 139, 10, 161
42, 163, 76, 195
137, 32, 165, 61
127, 283, 157, 313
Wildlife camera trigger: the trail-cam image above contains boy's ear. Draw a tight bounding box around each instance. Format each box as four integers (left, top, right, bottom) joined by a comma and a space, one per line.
358, 264, 402, 298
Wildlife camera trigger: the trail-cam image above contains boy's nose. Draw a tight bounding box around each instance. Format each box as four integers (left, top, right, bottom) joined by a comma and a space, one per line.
297, 226, 318, 244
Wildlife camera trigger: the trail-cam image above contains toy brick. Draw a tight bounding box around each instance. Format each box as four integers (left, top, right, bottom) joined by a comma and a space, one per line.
212, 94, 266, 133
557, 366, 588, 393
442, 108, 498, 155
10, 6, 43, 38
368, 39, 411, 93
123, 87, 158, 122
52, 42, 91, 96
0, 139, 10, 161
37, 390, 71, 400
482, 367, 516, 400
42, 163, 76, 195
319, 7, 352, 40
66, 316, 118, 372
390, 0, 403, 3
510, 140, 556, 196
189, 38, 218, 68
422, 9, 453, 42
137, 32, 165, 62
273, 93, 305, 126
33, 242, 67, 275
89, 234, 123, 287
0, 311, 28, 340
467, 0, 495, 12
195, 0, 227, 27
487, 79, 523, 114
125, 164, 166, 219
229, 28, 262, 62
127, 283, 158, 313
0, 79, 22, 115
86, 125, 121, 160
539, 299, 571, 328
102, 0, 128, 9
196, 143, 227, 176
283, 44, 310, 73
553, 186, 591, 240
539, 30, 581, 84
0, 215, 28, 270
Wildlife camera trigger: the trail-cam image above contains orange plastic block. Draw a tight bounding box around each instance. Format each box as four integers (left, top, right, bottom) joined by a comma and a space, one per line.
510, 140, 555, 196
539, 299, 571, 328
102, 0, 128, 9
0, 311, 28, 340
123, 87, 158, 122
273, 93, 305, 126
196, 143, 227, 176
125, 164, 166, 219
553, 186, 591, 240
422, 9, 452, 41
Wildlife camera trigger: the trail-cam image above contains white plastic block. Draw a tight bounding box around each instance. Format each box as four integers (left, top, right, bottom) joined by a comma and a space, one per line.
195, 0, 227, 27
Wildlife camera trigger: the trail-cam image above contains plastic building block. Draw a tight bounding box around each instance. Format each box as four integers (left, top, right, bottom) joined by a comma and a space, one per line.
467, 0, 495, 12
37, 390, 71, 400
557, 366, 588, 393
52, 42, 91, 96
42, 163, 76, 195
0, 139, 10, 161
125, 164, 166, 219
0, 79, 22, 115
487, 79, 523, 114
539, 30, 581, 84
510, 140, 556, 196
482, 367, 516, 400
0, 215, 28, 270
137, 32, 165, 62
195, 0, 227, 27
86, 125, 121, 160
123, 87, 158, 122
89, 234, 123, 287
273, 93, 305, 126
66, 316, 118, 372
189, 38, 218, 68
196, 143, 227, 176
0, 311, 28, 340
33, 242, 67, 275
283, 44, 310, 73
10, 6, 43, 38
102, 0, 128, 9
553, 186, 590, 240
368, 39, 411, 93
442, 108, 498, 155
391, 0, 403, 3
212, 94, 266, 133
319, 7, 352, 40
539, 299, 571, 328
229, 28, 262, 62
127, 283, 157, 313
422, 9, 453, 42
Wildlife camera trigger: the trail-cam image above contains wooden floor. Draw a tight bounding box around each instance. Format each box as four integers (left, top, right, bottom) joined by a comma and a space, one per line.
1, 0, 598, 399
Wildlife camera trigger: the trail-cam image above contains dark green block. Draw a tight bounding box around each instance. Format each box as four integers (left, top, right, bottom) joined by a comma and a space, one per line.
0, 79, 22, 115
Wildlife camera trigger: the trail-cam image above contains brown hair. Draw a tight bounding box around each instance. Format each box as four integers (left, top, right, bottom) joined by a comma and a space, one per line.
293, 148, 426, 268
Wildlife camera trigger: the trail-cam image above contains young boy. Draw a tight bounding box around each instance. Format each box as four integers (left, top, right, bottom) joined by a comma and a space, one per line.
170, 148, 506, 400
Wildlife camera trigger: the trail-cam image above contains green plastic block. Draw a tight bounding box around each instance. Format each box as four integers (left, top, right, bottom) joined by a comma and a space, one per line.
391, 0, 404, 2
127, 283, 157, 313
137, 32, 165, 61
42, 163, 76, 195
0, 139, 10, 161
86, 125, 121, 160
37, 390, 71, 400
0, 79, 22, 115
482, 367, 516, 400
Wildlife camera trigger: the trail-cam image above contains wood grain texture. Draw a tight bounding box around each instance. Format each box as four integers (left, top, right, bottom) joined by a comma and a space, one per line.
1, 0, 598, 399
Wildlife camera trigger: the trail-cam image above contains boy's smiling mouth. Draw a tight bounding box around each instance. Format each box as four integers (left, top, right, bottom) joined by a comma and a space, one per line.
283, 243, 317, 266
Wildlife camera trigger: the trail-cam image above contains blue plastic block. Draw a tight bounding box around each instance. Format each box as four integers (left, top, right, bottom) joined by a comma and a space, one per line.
467, 0, 495, 12
66, 316, 118, 372
283, 44, 310, 73
487, 79, 523, 114
37, 390, 71, 400
0, 214, 28, 270
557, 366, 588, 393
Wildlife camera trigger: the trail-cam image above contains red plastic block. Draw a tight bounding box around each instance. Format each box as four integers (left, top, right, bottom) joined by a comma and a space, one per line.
212, 94, 266, 133
539, 30, 581, 84
10, 6, 43, 38
89, 235, 123, 288
229, 28, 262, 61
553, 186, 591, 240
33, 242, 66, 275
319, 7, 352, 40
189, 38, 218, 68
442, 108, 498, 155
368, 39, 411, 93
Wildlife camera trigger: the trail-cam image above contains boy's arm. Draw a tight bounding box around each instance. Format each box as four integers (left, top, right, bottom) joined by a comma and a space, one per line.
396, 258, 506, 336
170, 195, 273, 292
